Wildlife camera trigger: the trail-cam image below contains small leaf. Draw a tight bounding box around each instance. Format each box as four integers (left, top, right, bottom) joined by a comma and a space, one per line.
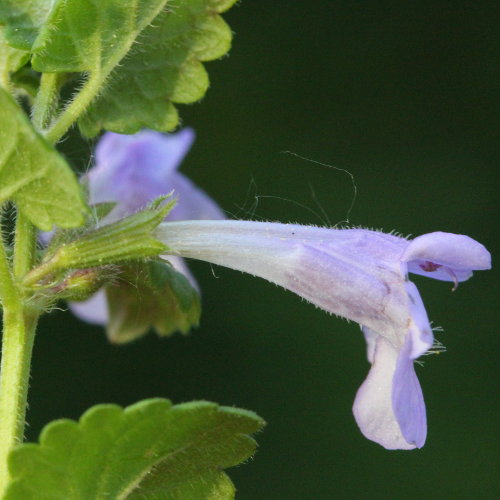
105, 259, 201, 344
6, 399, 265, 499
0, 0, 54, 50
78, 0, 238, 136
0, 87, 87, 230
31, 0, 167, 73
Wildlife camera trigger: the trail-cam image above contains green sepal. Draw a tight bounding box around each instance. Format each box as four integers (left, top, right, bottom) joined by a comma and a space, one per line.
0, 87, 88, 230
78, 0, 238, 136
105, 259, 201, 344
53, 267, 110, 302
23, 197, 175, 288
5, 398, 265, 499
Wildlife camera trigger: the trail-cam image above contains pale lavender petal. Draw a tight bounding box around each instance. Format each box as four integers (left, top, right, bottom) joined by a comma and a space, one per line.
405, 281, 433, 358
354, 330, 427, 449
69, 289, 109, 325
402, 232, 491, 283
353, 332, 423, 450
87, 129, 195, 220
392, 333, 427, 448
168, 173, 225, 221
362, 326, 377, 363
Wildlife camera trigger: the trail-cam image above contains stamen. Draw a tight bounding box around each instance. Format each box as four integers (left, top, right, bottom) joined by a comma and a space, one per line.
443, 266, 459, 291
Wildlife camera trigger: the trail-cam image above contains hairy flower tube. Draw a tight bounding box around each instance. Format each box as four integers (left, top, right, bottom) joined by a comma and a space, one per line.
154, 220, 491, 449
70, 128, 224, 325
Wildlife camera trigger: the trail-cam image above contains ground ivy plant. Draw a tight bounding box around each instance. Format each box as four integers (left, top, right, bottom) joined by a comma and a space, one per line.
0, 1, 267, 498
0, 1, 492, 498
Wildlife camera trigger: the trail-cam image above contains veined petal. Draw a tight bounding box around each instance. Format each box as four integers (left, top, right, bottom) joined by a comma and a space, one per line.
392, 333, 427, 448
402, 231, 491, 283
155, 220, 416, 346
353, 330, 426, 450
87, 129, 195, 221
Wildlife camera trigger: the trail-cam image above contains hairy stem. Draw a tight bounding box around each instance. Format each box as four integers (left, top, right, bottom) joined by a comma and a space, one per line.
43, 71, 101, 144
13, 210, 35, 279
32, 73, 60, 132
0, 212, 38, 493
0, 305, 39, 494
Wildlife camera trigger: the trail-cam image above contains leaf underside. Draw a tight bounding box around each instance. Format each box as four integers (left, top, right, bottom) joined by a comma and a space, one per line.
0, 87, 87, 230
105, 259, 201, 344
6, 399, 265, 500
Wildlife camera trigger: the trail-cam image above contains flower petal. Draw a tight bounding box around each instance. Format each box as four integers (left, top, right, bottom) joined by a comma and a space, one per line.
69, 289, 109, 325
402, 232, 491, 283
88, 129, 195, 220
392, 333, 427, 448
168, 173, 225, 221
353, 330, 426, 450
405, 281, 433, 358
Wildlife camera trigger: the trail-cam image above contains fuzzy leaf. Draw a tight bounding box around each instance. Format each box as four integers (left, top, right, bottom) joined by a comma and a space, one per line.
0, 0, 54, 50
78, 0, 237, 136
105, 259, 201, 344
6, 399, 264, 499
0, 87, 87, 230
31, 0, 168, 73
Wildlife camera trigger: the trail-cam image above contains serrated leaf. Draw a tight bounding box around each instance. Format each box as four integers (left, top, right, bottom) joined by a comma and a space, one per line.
6, 398, 265, 500
105, 259, 201, 344
0, 0, 54, 50
31, 0, 167, 73
78, 0, 237, 136
0, 87, 87, 230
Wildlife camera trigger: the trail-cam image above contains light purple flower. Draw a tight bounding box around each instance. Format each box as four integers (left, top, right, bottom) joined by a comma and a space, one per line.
154, 220, 491, 449
70, 129, 224, 325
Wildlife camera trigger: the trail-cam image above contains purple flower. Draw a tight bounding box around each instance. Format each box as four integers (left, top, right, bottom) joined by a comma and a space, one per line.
70, 129, 224, 325
154, 220, 491, 449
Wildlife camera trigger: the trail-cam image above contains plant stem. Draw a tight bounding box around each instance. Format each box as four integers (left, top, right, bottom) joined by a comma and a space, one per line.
43, 71, 101, 144
13, 210, 35, 279
0, 305, 38, 495
0, 218, 16, 311
31, 73, 60, 132
0, 212, 38, 494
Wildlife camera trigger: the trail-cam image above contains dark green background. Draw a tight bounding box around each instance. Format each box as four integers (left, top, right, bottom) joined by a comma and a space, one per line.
31, 1, 498, 499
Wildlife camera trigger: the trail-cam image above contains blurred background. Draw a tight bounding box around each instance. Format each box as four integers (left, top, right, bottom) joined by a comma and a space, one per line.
30, 1, 498, 499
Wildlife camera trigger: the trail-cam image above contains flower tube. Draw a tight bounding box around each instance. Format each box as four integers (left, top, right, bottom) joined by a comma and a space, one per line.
155, 220, 491, 449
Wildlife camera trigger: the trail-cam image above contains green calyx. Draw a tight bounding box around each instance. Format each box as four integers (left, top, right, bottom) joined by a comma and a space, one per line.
23, 196, 175, 290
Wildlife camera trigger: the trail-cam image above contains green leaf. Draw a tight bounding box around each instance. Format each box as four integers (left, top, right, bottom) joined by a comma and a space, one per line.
31, 0, 168, 73
0, 28, 29, 88
78, 0, 237, 136
6, 399, 265, 499
0, 87, 87, 230
0, 0, 54, 50
105, 259, 201, 344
